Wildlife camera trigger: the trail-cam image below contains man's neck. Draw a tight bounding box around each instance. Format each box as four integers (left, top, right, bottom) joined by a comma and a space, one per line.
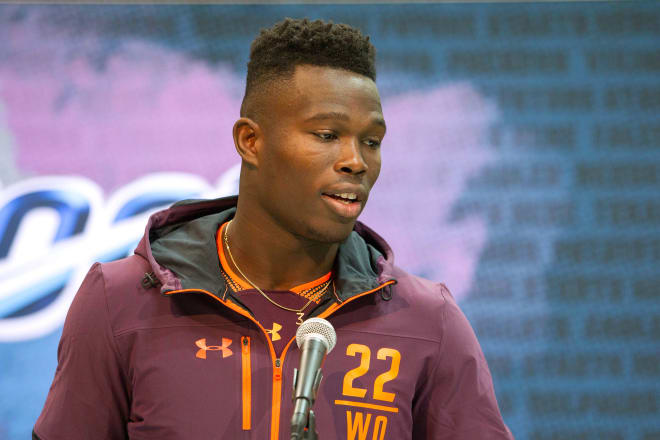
225, 206, 339, 291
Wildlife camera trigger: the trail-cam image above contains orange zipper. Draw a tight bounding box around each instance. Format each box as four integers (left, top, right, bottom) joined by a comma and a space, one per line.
165, 279, 395, 440
241, 336, 251, 431
271, 358, 282, 439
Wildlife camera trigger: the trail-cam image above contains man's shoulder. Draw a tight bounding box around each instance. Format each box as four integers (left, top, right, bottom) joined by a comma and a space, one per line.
69, 255, 150, 306
331, 265, 453, 345
388, 264, 451, 308
98, 254, 151, 291
72, 254, 164, 336
99, 253, 154, 293
388, 265, 469, 338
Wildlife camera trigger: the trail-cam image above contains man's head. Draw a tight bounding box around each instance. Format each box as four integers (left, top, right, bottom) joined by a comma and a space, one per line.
240, 18, 376, 119
233, 18, 385, 244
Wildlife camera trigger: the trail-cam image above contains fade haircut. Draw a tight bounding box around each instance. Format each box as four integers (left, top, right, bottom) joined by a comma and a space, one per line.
240, 18, 377, 118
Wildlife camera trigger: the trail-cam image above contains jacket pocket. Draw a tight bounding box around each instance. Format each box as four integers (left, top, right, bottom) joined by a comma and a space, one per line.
241, 336, 251, 431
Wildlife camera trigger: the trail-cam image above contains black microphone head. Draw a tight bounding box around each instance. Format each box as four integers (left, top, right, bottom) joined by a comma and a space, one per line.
295, 318, 337, 353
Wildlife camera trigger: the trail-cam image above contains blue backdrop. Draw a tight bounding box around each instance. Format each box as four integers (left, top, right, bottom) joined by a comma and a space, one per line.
1, 3, 659, 439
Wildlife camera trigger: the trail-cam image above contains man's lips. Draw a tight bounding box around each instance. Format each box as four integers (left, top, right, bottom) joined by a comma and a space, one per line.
321, 186, 367, 203
322, 193, 359, 203
320, 188, 366, 219
321, 194, 363, 219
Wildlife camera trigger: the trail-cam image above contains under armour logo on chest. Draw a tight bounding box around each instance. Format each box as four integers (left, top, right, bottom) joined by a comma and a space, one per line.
195, 338, 233, 359
266, 322, 282, 341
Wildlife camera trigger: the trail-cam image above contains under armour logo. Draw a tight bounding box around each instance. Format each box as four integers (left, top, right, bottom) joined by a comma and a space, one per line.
195, 338, 233, 359
266, 323, 282, 341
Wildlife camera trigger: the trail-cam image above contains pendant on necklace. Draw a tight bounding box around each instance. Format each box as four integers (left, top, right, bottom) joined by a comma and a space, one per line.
296, 312, 304, 325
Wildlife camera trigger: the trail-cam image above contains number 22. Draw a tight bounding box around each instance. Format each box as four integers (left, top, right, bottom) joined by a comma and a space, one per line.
342, 344, 401, 402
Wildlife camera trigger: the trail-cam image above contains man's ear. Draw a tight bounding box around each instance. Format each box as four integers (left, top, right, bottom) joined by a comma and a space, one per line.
232, 117, 262, 168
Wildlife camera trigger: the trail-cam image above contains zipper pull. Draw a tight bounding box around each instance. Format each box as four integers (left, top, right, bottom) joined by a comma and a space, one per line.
274, 358, 282, 380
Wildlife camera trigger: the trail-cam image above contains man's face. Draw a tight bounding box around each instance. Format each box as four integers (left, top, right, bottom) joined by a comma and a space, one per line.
254, 65, 386, 244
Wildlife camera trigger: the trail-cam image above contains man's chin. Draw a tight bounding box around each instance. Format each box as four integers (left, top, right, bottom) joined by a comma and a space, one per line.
298, 220, 357, 245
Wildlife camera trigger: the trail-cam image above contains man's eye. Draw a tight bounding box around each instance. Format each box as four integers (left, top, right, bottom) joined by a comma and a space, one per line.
364, 139, 382, 148
315, 132, 337, 141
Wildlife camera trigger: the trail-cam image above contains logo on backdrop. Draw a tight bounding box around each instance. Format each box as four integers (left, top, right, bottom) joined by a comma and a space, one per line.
0, 165, 240, 342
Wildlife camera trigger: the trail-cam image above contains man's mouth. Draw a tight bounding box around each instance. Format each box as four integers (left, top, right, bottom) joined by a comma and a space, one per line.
323, 192, 359, 204
321, 191, 363, 219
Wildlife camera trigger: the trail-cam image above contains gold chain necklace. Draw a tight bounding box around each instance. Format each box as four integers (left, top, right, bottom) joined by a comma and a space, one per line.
223, 220, 331, 324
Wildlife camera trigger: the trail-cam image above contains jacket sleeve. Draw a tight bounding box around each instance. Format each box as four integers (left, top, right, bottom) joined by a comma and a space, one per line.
33, 263, 130, 440
412, 284, 514, 439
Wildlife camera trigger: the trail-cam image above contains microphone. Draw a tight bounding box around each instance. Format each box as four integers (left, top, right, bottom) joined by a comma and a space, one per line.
290, 318, 337, 440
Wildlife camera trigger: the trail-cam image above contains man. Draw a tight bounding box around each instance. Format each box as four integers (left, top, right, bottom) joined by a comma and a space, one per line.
34, 18, 513, 439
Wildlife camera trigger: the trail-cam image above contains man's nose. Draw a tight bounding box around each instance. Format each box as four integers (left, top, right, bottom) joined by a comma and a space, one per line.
335, 138, 368, 175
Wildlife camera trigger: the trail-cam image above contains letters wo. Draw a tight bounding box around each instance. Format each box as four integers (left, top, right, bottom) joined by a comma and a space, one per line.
0, 167, 240, 342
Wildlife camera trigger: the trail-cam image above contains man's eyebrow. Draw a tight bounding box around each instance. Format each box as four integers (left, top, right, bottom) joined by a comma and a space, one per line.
304, 112, 387, 129
304, 112, 350, 122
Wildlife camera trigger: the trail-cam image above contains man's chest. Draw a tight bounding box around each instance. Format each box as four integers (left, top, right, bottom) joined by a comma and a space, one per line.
116, 317, 435, 440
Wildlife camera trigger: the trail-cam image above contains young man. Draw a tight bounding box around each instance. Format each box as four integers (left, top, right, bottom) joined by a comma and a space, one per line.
34, 18, 513, 439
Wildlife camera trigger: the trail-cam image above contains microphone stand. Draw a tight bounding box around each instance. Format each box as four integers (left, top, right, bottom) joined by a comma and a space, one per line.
290, 367, 322, 440
302, 410, 318, 440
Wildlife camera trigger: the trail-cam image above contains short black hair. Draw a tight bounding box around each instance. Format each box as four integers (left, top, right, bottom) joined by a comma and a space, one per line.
241, 18, 376, 117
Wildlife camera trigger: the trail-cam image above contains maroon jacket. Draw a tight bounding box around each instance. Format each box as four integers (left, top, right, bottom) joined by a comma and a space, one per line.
34, 196, 513, 440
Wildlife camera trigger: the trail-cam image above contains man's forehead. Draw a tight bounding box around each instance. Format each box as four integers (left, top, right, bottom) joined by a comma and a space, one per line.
253, 64, 383, 126
290, 66, 381, 106
291, 64, 378, 90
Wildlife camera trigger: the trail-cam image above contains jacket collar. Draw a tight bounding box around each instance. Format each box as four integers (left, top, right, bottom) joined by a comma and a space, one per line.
135, 196, 396, 304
